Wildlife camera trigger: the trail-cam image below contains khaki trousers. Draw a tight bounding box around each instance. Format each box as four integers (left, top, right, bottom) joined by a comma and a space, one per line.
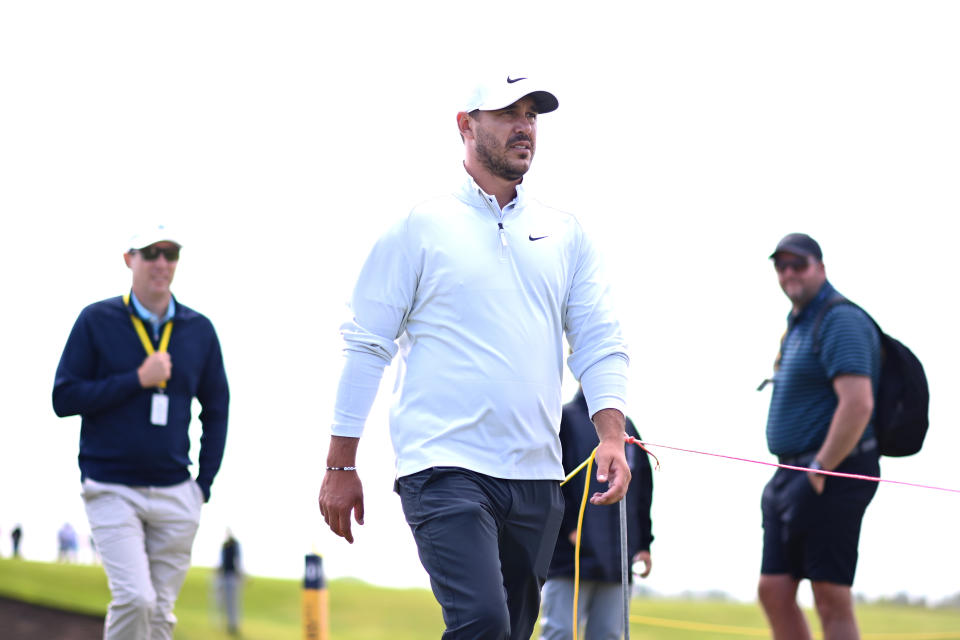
82, 478, 203, 640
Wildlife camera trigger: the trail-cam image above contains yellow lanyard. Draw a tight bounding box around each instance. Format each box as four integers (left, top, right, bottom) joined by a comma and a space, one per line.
124, 294, 173, 389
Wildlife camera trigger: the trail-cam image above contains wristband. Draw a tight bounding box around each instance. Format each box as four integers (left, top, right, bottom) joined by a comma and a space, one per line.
326, 466, 357, 471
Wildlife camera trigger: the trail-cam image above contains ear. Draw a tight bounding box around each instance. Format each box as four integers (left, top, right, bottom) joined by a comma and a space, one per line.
123, 252, 133, 268
457, 111, 475, 141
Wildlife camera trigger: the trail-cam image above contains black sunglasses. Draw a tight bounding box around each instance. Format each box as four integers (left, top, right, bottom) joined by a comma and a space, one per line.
773, 256, 810, 274
135, 245, 180, 262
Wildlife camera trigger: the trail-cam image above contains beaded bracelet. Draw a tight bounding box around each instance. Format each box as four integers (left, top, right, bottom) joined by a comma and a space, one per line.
326, 466, 357, 471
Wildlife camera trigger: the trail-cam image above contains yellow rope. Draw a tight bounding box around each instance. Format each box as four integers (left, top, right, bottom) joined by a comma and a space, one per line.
629, 615, 960, 639
859, 634, 960, 639
560, 450, 596, 488
559, 446, 598, 640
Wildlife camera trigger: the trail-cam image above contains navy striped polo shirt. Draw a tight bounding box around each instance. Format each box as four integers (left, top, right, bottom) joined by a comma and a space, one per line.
765, 281, 881, 456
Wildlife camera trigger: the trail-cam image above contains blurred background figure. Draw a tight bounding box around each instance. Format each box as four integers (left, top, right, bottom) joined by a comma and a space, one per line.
11, 524, 22, 558
217, 529, 243, 635
539, 388, 655, 640
57, 522, 78, 563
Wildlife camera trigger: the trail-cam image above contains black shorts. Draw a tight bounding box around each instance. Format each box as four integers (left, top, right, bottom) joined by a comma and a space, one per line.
760, 450, 879, 585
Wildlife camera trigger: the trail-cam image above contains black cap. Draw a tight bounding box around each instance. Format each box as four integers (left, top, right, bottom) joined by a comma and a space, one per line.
769, 233, 822, 261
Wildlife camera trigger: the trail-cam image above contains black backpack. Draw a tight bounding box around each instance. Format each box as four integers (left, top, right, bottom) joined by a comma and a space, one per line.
812, 297, 930, 457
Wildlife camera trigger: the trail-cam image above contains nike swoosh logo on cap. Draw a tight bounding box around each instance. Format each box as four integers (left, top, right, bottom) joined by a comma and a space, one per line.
529, 234, 548, 241
507, 76, 527, 84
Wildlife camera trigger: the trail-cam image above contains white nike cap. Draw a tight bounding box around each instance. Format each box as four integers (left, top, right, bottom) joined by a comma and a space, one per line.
463, 75, 559, 114
126, 223, 182, 251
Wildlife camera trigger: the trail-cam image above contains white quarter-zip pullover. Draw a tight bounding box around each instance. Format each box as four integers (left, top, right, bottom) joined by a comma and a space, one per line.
332, 173, 629, 480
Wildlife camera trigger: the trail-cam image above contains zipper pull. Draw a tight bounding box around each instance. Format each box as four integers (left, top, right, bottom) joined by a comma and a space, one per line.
498, 222, 508, 260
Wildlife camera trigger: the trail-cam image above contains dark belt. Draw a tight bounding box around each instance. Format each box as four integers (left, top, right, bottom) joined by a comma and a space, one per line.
777, 437, 877, 467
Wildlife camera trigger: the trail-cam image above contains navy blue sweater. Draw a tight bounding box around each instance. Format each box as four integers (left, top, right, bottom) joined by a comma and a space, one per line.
547, 390, 654, 582
53, 295, 229, 501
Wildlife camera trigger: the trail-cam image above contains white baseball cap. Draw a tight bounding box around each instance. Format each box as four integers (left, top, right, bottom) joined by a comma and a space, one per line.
127, 223, 182, 252
463, 75, 559, 114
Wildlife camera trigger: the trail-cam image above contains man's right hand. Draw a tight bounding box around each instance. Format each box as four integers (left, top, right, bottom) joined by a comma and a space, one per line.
318, 436, 365, 544
318, 470, 364, 543
138, 352, 172, 388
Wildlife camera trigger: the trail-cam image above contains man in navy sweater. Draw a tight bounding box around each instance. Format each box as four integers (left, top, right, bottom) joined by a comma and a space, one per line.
53, 224, 230, 640
539, 389, 653, 640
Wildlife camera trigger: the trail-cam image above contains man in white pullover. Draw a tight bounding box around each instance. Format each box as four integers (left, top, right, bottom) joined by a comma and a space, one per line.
318, 75, 631, 640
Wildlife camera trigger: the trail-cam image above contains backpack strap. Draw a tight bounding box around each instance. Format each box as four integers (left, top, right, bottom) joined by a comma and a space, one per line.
811, 296, 851, 355
812, 295, 883, 355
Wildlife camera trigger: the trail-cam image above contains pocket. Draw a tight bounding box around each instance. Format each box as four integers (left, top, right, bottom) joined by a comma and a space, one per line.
397, 468, 436, 496
190, 480, 205, 509
761, 474, 778, 513
782, 471, 818, 527
82, 483, 132, 529
80, 478, 99, 500
81, 478, 118, 502
788, 469, 816, 499
396, 468, 435, 518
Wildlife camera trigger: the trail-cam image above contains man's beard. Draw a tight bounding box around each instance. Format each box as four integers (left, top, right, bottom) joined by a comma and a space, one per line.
475, 128, 533, 181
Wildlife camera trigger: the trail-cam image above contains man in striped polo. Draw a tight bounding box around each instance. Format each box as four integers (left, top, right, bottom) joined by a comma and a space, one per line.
758, 233, 881, 640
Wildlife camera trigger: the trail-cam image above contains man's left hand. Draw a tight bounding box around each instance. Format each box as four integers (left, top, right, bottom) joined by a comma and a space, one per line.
808, 470, 826, 495
591, 439, 630, 504
589, 408, 631, 504
633, 550, 653, 578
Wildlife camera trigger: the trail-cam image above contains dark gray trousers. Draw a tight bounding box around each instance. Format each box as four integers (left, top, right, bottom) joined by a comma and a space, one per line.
397, 467, 564, 640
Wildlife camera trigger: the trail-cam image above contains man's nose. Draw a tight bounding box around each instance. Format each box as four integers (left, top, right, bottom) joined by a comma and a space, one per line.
512, 115, 533, 133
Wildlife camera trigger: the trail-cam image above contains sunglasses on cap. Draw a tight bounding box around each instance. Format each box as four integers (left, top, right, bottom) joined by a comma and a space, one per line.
773, 256, 810, 274
134, 245, 180, 262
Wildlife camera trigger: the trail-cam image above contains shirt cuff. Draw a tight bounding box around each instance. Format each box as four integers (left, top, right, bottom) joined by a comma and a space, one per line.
580, 353, 628, 418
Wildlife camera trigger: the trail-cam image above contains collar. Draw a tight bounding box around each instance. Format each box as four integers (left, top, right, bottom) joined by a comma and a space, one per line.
129, 290, 176, 326
788, 280, 837, 328
457, 169, 527, 214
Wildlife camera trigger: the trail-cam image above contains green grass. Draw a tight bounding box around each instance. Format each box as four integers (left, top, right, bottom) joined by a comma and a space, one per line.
2, 557, 960, 639
0, 557, 444, 640
0, 557, 109, 616
627, 599, 960, 638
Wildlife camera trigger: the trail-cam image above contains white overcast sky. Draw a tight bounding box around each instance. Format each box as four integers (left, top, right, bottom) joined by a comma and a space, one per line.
2, 1, 958, 606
